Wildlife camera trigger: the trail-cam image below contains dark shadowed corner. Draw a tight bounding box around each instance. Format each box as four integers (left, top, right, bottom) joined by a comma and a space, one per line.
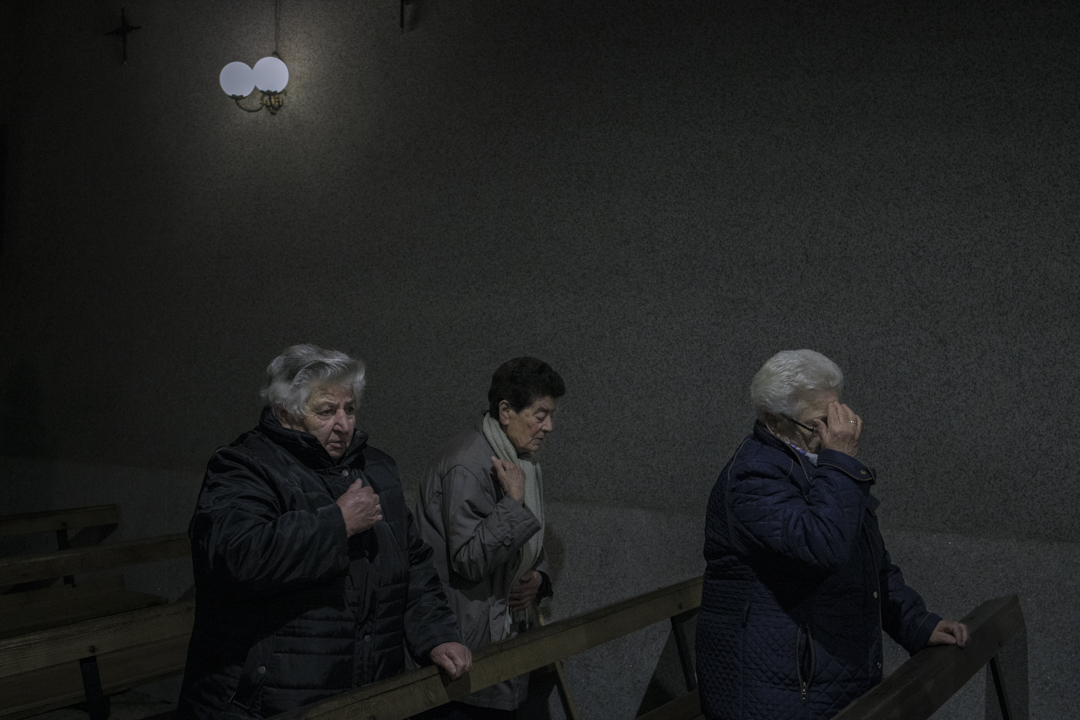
0, 360, 59, 460
0, 122, 7, 260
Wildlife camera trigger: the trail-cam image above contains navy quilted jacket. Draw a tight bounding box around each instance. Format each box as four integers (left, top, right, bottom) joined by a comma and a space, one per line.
177, 410, 461, 719
696, 423, 939, 720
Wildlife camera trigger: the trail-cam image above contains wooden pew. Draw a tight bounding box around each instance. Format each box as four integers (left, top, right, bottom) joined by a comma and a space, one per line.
0, 505, 119, 538
0, 533, 189, 588
0, 508, 186, 643
0, 575, 165, 638
0, 505, 119, 592
0, 507, 193, 719
0, 598, 193, 678
0, 602, 192, 719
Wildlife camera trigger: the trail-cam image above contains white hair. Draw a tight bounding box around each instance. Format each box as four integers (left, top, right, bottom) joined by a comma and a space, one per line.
260, 344, 366, 418
751, 349, 844, 422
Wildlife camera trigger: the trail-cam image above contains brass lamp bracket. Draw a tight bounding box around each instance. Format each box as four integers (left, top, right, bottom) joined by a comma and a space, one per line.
234, 90, 286, 114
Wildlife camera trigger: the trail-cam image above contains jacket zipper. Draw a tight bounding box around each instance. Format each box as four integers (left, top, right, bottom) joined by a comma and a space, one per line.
796, 624, 815, 704
795, 625, 804, 703
863, 521, 883, 675
792, 448, 815, 704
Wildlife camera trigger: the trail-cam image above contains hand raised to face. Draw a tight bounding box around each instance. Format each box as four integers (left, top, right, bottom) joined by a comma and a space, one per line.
814, 401, 863, 457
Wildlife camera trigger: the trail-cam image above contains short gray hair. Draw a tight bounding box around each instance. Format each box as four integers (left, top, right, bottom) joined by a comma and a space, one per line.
751, 349, 844, 422
261, 344, 366, 418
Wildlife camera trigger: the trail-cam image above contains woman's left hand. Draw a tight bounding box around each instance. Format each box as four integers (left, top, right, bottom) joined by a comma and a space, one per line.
816, 402, 863, 457
508, 570, 543, 610
928, 619, 969, 648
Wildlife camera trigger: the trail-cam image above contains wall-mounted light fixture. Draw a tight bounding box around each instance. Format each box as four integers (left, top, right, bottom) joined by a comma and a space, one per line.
220, 54, 289, 113
219, 0, 289, 114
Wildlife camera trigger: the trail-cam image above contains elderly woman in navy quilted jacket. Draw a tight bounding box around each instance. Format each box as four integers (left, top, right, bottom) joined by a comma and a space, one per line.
697, 350, 968, 720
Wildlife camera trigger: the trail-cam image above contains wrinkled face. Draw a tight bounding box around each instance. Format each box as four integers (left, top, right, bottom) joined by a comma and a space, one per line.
499, 395, 558, 455
278, 384, 356, 459
786, 389, 839, 454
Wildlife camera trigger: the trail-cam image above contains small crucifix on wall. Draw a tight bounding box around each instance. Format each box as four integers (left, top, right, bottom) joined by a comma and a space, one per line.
105, 8, 142, 64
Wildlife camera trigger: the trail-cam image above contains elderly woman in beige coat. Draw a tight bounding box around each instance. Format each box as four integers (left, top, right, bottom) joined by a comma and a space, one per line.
416, 357, 566, 720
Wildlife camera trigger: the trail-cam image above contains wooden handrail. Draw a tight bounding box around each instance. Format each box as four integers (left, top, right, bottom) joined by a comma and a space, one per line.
268, 583, 1024, 720
0, 533, 189, 586
833, 594, 1025, 720
0, 506, 119, 538
272, 577, 703, 720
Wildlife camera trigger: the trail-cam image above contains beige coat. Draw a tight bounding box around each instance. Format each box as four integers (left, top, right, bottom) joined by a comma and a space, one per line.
416, 425, 548, 710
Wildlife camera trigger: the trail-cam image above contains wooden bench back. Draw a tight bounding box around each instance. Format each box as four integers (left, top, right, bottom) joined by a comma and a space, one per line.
0, 506, 119, 539
0, 533, 190, 587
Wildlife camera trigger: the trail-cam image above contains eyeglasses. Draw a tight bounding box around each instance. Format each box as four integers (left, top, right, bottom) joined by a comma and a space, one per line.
783, 415, 818, 433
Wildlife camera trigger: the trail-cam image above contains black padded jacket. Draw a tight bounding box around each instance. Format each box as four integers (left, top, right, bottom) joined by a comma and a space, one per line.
176, 410, 461, 719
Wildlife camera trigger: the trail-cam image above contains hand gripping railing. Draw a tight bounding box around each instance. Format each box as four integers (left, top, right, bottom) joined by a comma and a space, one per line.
640, 594, 1028, 720
271, 577, 703, 720
834, 594, 1027, 720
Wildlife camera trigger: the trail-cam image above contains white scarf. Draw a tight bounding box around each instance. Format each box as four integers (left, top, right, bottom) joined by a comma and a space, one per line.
482, 412, 544, 634
788, 442, 818, 466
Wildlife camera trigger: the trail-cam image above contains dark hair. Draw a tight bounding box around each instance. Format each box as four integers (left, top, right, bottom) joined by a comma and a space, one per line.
487, 357, 565, 417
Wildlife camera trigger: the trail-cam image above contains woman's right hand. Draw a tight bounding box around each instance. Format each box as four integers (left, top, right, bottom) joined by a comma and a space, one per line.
491, 457, 525, 501
336, 480, 382, 536
815, 401, 863, 457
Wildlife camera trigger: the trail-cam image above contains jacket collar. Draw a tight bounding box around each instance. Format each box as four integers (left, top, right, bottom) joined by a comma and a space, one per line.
754, 420, 797, 456
259, 407, 369, 470
753, 420, 815, 477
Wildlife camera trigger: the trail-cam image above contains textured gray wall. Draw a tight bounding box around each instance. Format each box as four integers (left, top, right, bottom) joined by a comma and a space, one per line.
1, 0, 1078, 717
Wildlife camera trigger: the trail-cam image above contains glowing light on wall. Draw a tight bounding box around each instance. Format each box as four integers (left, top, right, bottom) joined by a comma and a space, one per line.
219, 55, 288, 114
218, 1, 290, 115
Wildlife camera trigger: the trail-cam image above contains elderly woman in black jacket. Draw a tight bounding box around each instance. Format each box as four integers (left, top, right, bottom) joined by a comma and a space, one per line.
697, 349, 967, 720
177, 344, 470, 720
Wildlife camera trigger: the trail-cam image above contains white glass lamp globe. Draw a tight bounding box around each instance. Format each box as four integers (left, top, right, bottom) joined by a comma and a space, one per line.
253, 56, 289, 93
219, 62, 254, 98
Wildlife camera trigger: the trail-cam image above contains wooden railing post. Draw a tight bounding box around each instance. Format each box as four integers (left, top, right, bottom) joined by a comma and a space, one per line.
55, 529, 75, 586
535, 611, 581, 720
669, 609, 697, 693
985, 618, 1027, 720
78, 655, 110, 720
